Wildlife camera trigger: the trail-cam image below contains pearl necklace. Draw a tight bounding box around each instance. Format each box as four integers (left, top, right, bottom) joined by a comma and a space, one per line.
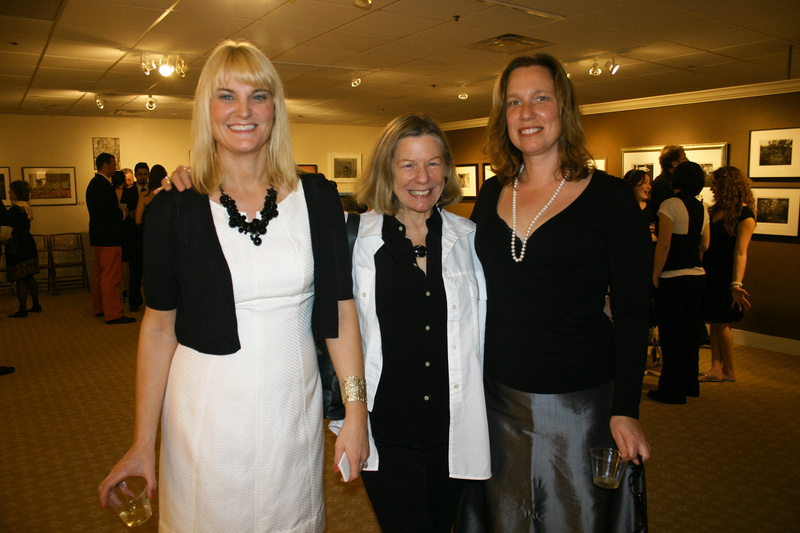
218, 185, 278, 246
510, 166, 566, 263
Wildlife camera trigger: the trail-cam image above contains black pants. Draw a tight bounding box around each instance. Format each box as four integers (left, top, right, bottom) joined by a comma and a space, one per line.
361, 441, 465, 533
655, 275, 705, 400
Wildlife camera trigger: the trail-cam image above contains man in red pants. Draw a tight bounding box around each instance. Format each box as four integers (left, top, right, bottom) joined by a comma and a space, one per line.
85, 152, 135, 325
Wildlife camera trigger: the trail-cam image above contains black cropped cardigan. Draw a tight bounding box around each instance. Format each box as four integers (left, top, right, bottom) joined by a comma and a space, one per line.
143, 174, 352, 355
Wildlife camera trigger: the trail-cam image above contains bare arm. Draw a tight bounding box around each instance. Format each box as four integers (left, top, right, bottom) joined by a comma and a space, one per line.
731, 216, 756, 311
324, 299, 369, 481
652, 213, 673, 288
98, 307, 178, 505
699, 220, 711, 253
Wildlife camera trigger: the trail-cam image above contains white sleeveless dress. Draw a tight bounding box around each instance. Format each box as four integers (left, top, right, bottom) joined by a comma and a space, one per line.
158, 185, 325, 532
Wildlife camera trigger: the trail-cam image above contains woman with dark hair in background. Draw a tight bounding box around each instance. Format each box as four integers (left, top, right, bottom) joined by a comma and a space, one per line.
1, 180, 41, 317
699, 166, 756, 383
465, 54, 651, 531
649, 161, 710, 404
134, 164, 167, 225
624, 168, 657, 243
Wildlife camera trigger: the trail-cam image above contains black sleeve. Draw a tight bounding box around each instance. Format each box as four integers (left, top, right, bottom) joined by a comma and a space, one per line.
302, 174, 353, 340
142, 190, 179, 311
470, 176, 501, 223
607, 181, 652, 419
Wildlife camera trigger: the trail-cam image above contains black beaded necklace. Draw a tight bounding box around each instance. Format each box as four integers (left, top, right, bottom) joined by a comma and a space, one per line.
218, 186, 278, 246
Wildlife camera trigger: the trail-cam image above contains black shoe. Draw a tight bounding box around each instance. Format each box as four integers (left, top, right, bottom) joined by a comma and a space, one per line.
106, 316, 136, 325
9, 309, 28, 318
28, 304, 42, 313
129, 305, 139, 312
0, 366, 15, 376
647, 389, 686, 404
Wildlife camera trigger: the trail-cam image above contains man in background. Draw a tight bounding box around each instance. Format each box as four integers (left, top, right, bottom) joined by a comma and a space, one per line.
85, 153, 135, 325
650, 145, 688, 210
134, 162, 150, 194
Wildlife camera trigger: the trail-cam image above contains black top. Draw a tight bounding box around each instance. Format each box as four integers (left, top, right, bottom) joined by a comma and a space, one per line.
663, 192, 705, 272
703, 206, 755, 288
650, 170, 673, 211
143, 174, 352, 355
86, 174, 124, 246
471, 171, 651, 419
370, 210, 449, 447
0, 202, 38, 266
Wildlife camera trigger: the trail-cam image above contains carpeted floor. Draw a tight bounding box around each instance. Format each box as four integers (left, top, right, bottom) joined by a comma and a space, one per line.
1, 289, 798, 532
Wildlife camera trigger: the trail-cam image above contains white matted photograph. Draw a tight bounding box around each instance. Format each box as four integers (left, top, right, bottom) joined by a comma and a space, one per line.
0, 166, 10, 206
592, 158, 606, 172
748, 128, 800, 179
21, 167, 78, 206
455, 164, 479, 198
328, 154, 361, 194
621, 143, 728, 186
483, 163, 495, 181
752, 188, 800, 236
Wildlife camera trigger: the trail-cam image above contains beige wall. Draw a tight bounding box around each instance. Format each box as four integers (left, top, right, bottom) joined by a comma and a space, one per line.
444, 91, 800, 341
0, 114, 382, 234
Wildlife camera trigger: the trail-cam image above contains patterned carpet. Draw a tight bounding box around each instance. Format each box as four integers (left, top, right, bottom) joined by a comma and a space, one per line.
0, 289, 797, 532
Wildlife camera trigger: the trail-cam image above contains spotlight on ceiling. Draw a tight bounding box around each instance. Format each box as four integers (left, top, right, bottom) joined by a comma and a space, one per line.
175, 57, 187, 78
158, 56, 174, 77
95, 94, 105, 109
146, 96, 157, 111
589, 58, 602, 77
141, 54, 156, 75
605, 56, 620, 75
353, 0, 372, 8
458, 86, 469, 100
351, 71, 362, 87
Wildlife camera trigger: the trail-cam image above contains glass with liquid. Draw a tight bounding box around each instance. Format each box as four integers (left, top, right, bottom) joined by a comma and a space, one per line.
589, 447, 628, 489
109, 477, 153, 527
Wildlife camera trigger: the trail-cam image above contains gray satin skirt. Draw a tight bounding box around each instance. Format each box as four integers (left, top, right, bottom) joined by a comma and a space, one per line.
456, 376, 644, 533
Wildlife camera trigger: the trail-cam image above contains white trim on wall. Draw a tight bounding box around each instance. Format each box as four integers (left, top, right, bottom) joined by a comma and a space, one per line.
733, 329, 800, 356
440, 79, 800, 131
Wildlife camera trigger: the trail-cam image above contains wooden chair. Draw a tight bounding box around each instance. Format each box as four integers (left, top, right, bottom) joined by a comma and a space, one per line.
0, 243, 12, 296
48, 232, 89, 294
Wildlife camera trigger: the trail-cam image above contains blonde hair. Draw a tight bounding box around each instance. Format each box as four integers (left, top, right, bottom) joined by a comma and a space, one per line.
191, 40, 296, 195
486, 55, 592, 185
356, 114, 462, 214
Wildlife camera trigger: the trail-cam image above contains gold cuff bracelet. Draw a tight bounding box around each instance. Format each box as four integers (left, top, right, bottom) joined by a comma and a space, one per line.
340, 376, 367, 404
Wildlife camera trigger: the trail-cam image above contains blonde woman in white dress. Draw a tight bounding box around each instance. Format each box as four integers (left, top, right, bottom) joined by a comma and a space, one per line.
99, 40, 369, 532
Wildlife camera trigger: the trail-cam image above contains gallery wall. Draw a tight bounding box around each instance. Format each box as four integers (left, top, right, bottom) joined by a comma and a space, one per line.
0, 114, 383, 235
443, 91, 800, 342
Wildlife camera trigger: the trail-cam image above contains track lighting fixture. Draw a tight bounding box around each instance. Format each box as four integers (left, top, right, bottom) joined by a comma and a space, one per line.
353, 0, 372, 8
351, 71, 362, 87
145, 96, 157, 111
95, 94, 105, 109
589, 58, 602, 77
458, 86, 469, 100
140, 53, 186, 78
605, 56, 620, 75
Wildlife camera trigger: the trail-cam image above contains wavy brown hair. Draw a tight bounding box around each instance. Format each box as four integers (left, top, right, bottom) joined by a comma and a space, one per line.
708, 166, 756, 236
356, 114, 461, 215
486, 54, 592, 185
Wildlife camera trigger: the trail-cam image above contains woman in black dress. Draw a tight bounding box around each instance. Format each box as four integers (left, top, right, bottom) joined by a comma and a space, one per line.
623, 169, 657, 244
699, 166, 756, 383
1, 180, 41, 317
465, 54, 651, 532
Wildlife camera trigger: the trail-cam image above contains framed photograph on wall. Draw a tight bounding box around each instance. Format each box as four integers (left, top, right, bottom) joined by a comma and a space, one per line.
752, 188, 800, 237
621, 143, 728, 186
748, 128, 800, 179
455, 164, 479, 199
329, 154, 360, 194
297, 164, 317, 174
483, 163, 495, 181
1, 167, 10, 206
592, 158, 606, 172
92, 137, 120, 168
21, 167, 78, 206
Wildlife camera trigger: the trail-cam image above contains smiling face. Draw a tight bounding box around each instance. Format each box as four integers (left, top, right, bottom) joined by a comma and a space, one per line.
505, 65, 562, 162
634, 174, 652, 202
391, 134, 446, 219
209, 77, 275, 160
